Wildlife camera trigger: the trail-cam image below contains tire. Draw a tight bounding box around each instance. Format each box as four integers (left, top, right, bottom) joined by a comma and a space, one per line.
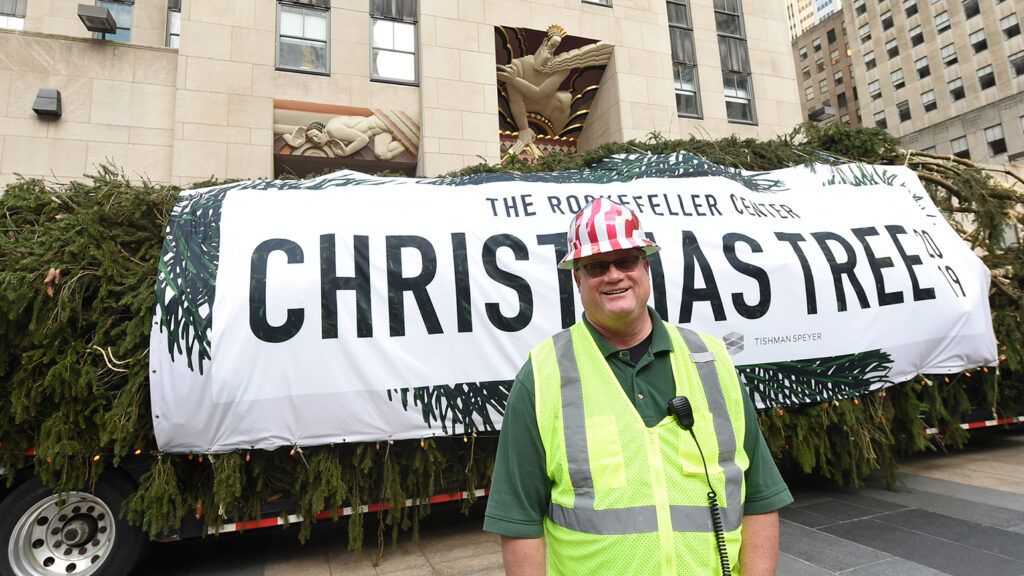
0, 471, 148, 576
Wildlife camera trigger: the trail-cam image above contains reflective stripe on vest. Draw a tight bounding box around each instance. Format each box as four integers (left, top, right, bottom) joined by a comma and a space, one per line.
547, 325, 744, 535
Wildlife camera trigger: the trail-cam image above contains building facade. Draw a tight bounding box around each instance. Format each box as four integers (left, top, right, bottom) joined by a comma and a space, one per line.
792, 9, 861, 127
844, 0, 1024, 164
785, 0, 838, 39
0, 0, 801, 187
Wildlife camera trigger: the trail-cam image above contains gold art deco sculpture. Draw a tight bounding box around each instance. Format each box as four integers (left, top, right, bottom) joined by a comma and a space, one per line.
497, 24, 613, 158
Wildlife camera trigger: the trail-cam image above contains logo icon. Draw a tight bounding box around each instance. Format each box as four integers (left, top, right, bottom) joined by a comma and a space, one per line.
723, 332, 744, 355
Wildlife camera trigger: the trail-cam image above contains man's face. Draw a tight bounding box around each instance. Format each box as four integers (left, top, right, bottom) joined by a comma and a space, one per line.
307, 128, 328, 146
573, 249, 651, 332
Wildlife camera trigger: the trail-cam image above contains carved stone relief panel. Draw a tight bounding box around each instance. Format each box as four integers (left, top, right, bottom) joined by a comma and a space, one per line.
273, 100, 420, 176
495, 25, 612, 160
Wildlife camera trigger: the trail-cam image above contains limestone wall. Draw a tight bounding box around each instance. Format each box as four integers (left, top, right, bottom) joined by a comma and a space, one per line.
0, 31, 176, 188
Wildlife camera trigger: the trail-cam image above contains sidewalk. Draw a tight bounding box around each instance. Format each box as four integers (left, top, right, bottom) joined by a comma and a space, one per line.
135, 428, 1024, 576
778, 429, 1024, 575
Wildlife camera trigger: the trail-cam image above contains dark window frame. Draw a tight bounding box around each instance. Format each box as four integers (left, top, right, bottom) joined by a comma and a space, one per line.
969, 29, 987, 53
370, 0, 419, 85
922, 89, 937, 111
963, 0, 980, 19
915, 56, 930, 79
951, 136, 970, 159
715, 0, 757, 125
897, 100, 911, 122
985, 124, 1007, 155
977, 65, 995, 90
948, 77, 965, 101
668, 0, 702, 118
276, 1, 331, 76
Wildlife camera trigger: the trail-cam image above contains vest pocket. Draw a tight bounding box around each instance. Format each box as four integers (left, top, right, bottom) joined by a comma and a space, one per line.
585, 416, 627, 490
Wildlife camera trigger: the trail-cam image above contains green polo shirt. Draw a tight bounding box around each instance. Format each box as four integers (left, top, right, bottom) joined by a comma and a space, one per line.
483, 309, 793, 538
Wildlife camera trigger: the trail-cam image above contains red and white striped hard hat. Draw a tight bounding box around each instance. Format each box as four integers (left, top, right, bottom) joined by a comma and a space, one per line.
557, 198, 660, 269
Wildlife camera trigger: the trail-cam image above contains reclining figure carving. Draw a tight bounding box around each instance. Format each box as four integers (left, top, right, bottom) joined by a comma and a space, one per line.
282, 114, 407, 160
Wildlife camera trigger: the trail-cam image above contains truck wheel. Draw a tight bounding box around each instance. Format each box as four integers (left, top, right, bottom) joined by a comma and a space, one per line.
0, 472, 147, 576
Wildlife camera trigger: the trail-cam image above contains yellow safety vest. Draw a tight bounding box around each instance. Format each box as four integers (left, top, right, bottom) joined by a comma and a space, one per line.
531, 321, 750, 575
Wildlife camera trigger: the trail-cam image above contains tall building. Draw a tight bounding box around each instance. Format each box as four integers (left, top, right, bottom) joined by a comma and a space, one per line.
786, 0, 838, 39
844, 0, 1024, 163
786, 0, 818, 38
0, 0, 802, 187
792, 10, 861, 126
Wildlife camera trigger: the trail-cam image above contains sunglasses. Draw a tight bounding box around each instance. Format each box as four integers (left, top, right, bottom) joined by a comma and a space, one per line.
577, 254, 645, 277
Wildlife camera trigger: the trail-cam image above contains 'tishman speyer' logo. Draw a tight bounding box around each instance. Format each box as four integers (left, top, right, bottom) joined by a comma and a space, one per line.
723, 332, 744, 355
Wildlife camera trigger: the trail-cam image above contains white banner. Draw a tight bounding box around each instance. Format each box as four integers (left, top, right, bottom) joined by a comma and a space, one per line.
149, 155, 998, 453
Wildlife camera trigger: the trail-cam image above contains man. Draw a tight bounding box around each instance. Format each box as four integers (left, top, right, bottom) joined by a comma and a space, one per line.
484, 199, 792, 575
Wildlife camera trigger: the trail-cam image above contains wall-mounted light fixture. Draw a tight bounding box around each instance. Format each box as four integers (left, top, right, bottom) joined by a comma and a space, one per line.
32, 89, 62, 118
77, 4, 117, 34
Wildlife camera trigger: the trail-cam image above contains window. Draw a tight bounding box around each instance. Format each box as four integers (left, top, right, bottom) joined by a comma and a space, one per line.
830, 49, 840, 64
834, 69, 844, 86
921, 89, 937, 111
715, 0, 743, 35
864, 50, 876, 70
717, 0, 755, 123
915, 56, 930, 79
948, 77, 965, 101
827, 28, 837, 44
904, 0, 917, 17
815, 58, 825, 72
963, 0, 979, 19
278, 1, 330, 74
166, 0, 180, 48
1011, 50, 1024, 77
969, 29, 987, 53
723, 72, 755, 123
891, 68, 905, 90
1001, 14, 1021, 39
95, 1, 133, 42
805, 85, 815, 101
802, 65, 811, 80
799, 46, 808, 61
0, 0, 26, 30
868, 79, 881, 99
859, 23, 872, 41
371, 0, 417, 83
951, 136, 970, 159
880, 10, 893, 30
854, 0, 867, 15
941, 43, 957, 66
874, 110, 888, 129
840, 113, 851, 123
897, 100, 911, 122
583, 0, 612, 5
985, 124, 1007, 155
837, 92, 848, 108
886, 38, 899, 59
669, 0, 701, 117
921, 146, 936, 153
909, 25, 924, 46
977, 64, 995, 90
812, 38, 821, 52
935, 11, 950, 33
819, 78, 829, 95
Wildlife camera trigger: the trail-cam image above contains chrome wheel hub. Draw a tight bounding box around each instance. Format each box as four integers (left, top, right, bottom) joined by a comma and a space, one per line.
9, 491, 115, 575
